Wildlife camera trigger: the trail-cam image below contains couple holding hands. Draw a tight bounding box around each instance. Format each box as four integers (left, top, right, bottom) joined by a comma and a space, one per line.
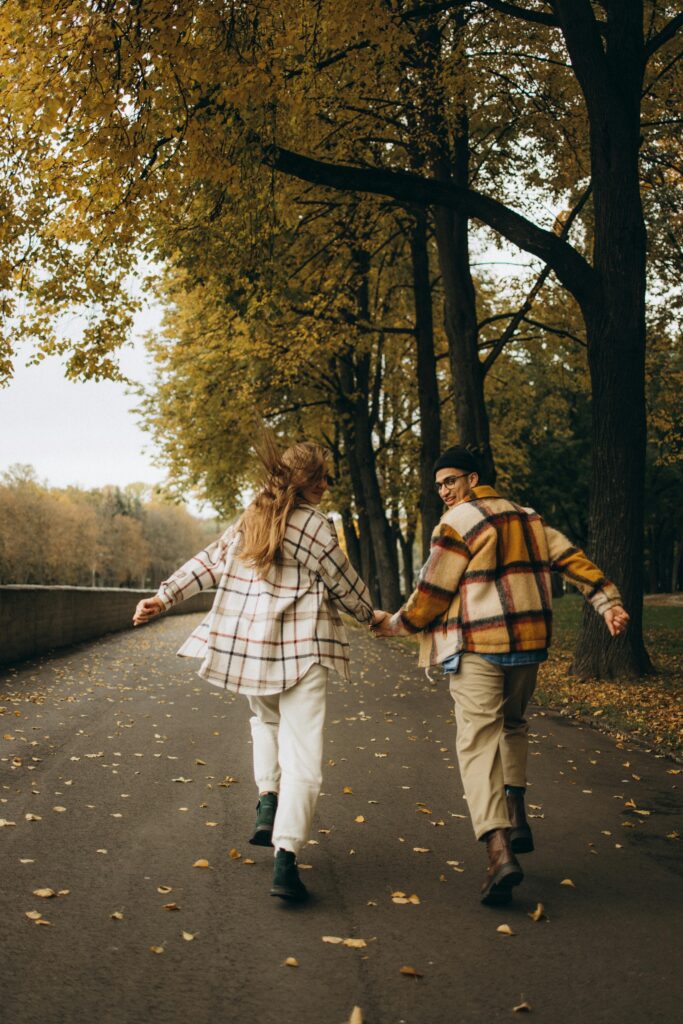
133, 437, 628, 907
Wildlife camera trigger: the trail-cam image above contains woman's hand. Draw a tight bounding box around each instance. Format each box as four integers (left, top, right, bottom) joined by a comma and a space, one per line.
133, 596, 165, 626
370, 609, 393, 637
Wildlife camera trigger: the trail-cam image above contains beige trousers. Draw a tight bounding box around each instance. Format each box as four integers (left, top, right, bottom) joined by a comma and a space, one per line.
448, 654, 539, 840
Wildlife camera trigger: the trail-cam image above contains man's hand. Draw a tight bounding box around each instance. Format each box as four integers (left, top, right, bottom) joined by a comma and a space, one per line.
604, 605, 629, 637
133, 596, 165, 626
371, 609, 394, 637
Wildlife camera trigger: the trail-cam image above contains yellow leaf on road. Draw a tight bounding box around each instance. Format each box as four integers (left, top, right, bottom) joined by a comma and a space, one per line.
182, 931, 197, 941
560, 879, 575, 887
343, 786, 353, 794
283, 957, 299, 967
228, 848, 241, 860
355, 815, 365, 823
193, 859, 210, 868
512, 1001, 533, 1012
52, 806, 66, 813
343, 938, 367, 949
149, 946, 164, 954
399, 965, 423, 978
528, 903, 546, 922
413, 848, 430, 853
157, 885, 173, 894
348, 1008, 363, 1024
163, 902, 180, 911
33, 888, 56, 898
322, 936, 344, 944
25, 911, 43, 920
497, 924, 515, 935
111, 911, 124, 920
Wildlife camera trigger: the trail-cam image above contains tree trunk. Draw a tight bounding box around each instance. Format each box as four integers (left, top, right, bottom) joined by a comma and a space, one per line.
432, 116, 495, 485
410, 208, 443, 557
340, 504, 362, 576
336, 347, 402, 611
562, 0, 652, 677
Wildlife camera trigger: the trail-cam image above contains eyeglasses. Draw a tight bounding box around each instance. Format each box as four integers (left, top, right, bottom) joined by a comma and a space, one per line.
435, 473, 469, 493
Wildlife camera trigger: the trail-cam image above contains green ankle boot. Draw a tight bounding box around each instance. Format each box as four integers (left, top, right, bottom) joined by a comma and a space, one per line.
248, 792, 278, 847
270, 849, 309, 902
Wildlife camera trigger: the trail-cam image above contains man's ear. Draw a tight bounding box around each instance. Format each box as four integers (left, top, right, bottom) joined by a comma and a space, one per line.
469, 472, 480, 487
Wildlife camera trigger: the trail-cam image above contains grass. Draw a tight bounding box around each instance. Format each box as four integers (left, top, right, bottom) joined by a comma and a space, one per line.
536, 595, 683, 756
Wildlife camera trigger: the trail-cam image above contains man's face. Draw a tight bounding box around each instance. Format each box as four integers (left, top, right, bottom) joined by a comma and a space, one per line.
435, 467, 479, 508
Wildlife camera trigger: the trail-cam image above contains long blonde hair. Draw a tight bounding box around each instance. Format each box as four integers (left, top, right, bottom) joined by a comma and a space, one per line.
238, 434, 330, 573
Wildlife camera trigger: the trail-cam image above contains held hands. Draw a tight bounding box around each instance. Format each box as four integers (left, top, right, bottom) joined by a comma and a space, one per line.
133, 596, 165, 626
370, 609, 393, 637
604, 604, 630, 637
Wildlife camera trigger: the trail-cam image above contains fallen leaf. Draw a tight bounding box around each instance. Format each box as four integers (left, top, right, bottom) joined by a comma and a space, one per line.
512, 1001, 533, 1013
57, 890, 70, 897
149, 946, 165, 955
228, 848, 241, 860
399, 966, 423, 978
283, 957, 299, 968
391, 891, 406, 898
25, 911, 43, 920
52, 806, 66, 813
205, 822, 219, 827
413, 847, 431, 853
33, 888, 56, 899
348, 1007, 363, 1024
182, 931, 197, 941
19, 859, 35, 864
111, 911, 124, 920
157, 885, 173, 894
528, 903, 545, 922
0, 819, 17, 827
25, 813, 42, 822
560, 879, 575, 887
34, 918, 52, 927
243, 858, 255, 865
322, 936, 344, 944
343, 938, 367, 949
497, 924, 515, 936
163, 902, 180, 911
343, 786, 353, 795
355, 815, 365, 823
172, 777, 193, 784
192, 859, 210, 869
195, 759, 207, 765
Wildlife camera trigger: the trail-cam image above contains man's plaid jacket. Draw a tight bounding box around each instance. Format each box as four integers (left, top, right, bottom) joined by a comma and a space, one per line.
156, 504, 374, 694
389, 486, 622, 668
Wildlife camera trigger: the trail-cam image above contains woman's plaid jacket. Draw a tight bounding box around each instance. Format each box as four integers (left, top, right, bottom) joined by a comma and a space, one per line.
156, 504, 373, 694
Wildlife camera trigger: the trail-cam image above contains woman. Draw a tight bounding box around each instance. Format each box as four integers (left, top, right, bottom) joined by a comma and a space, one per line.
133, 438, 374, 902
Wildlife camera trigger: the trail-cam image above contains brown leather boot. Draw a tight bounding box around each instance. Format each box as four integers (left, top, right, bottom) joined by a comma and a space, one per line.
480, 828, 523, 906
506, 790, 534, 854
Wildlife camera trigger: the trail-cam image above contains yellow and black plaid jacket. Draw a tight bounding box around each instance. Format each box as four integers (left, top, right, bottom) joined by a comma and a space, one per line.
391, 487, 622, 668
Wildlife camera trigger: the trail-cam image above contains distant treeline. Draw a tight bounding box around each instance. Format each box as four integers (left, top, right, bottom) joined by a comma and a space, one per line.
0, 465, 222, 589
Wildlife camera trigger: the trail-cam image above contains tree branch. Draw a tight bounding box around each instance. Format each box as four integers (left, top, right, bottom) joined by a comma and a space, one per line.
644, 12, 683, 62
263, 145, 596, 304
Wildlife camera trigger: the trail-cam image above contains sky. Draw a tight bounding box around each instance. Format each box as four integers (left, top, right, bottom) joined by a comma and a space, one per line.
0, 300, 208, 506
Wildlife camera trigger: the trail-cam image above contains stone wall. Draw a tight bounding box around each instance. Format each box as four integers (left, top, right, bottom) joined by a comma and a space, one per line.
0, 586, 215, 666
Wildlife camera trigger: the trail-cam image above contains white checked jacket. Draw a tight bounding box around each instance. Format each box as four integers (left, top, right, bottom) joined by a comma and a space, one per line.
156, 504, 374, 695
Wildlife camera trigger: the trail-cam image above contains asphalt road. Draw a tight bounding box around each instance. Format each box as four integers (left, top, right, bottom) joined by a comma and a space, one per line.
1, 614, 681, 1024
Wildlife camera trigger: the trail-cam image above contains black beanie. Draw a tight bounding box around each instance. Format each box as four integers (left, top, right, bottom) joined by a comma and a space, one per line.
433, 446, 480, 477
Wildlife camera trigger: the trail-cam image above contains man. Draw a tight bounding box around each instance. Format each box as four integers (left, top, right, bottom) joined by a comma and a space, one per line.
372, 446, 629, 907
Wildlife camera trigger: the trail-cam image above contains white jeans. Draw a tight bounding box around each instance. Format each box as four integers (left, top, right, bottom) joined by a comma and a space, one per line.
247, 663, 328, 857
